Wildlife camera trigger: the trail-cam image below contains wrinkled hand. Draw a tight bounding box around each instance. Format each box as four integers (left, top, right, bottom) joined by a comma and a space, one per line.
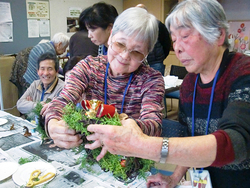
85, 118, 146, 161
26, 96, 33, 101
48, 119, 83, 149
147, 173, 176, 188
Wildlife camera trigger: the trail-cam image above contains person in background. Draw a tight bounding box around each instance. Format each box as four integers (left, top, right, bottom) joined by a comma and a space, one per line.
63, 56, 82, 83
69, 8, 98, 59
85, 0, 250, 187
44, 7, 165, 149
23, 32, 69, 85
84, 2, 118, 55
136, 4, 171, 76
40, 56, 82, 116
17, 52, 65, 115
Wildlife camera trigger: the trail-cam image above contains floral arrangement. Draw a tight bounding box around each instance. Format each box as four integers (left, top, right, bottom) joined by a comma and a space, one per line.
62, 100, 155, 182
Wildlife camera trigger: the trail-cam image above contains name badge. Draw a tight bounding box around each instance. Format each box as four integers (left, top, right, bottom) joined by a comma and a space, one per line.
189, 169, 212, 188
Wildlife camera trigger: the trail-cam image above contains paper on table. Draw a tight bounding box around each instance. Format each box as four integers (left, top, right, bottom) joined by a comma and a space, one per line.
163, 75, 183, 89
0, 118, 8, 126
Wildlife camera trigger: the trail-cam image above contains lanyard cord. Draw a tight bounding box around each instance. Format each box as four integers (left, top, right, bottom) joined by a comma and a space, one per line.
192, 69, 220, 172
40, 87, 45, 101
192, 69, 220, 136
104, 62, 133, 113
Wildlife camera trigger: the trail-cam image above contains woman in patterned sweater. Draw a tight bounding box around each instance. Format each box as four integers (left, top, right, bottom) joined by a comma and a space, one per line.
45, 7, 165, 149
86, 0, 250, 187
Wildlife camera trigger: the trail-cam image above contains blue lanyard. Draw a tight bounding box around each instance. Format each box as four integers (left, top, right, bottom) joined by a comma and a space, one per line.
192, 69, 220, 136
104, 62, 133, 113
192, 69, 220, 173
192, 69, 220, 172
40, 87, 45, 101
103, 45, 108, 55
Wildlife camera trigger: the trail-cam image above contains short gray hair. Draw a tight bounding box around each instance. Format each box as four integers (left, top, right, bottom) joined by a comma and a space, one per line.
111, 7, 158, 53
51, 32, 70, 48
165, 0, 229, 48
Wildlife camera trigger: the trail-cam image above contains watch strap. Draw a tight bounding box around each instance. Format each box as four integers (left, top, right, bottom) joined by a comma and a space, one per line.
160, 137, 169, 163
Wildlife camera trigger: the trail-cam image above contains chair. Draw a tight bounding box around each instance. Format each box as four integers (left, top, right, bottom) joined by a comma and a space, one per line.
9, 47, 33, 98
161, 118, 188, 137
169, 65, 188, 80
164, 65, 188, 114
150, 119, 188, 176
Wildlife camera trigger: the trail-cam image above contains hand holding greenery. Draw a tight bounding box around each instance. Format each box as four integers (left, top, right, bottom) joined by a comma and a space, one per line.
62, 102, 155, 182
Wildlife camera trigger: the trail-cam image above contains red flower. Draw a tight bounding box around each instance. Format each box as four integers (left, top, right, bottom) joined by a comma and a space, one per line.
120, 159, 126, 167
240, 44, 246, 50
238, 29, 241, 33
240, 23, 245, 28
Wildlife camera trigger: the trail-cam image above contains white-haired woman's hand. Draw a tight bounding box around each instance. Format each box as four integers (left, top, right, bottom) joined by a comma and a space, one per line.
85, 118, 149, 161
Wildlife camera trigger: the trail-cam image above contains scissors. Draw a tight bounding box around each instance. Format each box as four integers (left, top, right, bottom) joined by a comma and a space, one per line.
26, 169, 55, 187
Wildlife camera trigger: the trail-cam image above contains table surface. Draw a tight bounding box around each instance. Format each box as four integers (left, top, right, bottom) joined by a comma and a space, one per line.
0, 111, 190, 188
165, 85, 180, 94
0, 110, 149, 188
164, 78, 183, 94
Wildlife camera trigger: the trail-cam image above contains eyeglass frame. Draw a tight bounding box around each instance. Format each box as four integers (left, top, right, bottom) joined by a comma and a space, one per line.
110, 40, 148, 64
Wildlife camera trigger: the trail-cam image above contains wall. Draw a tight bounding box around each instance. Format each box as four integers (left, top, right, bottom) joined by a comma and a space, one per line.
221, 0, 250, 21
0, 0, 123, 55
49, 0, 123, 39
123, 0, 164, 22
163, 0, 250, 73
0, 0, 50, 55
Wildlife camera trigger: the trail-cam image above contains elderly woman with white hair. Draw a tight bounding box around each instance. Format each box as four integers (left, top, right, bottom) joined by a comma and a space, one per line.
45, 7, 165, 148
23, 32, 69, 85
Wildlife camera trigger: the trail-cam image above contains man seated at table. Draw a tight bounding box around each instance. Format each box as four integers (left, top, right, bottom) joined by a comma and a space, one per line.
17, 52, 65, 115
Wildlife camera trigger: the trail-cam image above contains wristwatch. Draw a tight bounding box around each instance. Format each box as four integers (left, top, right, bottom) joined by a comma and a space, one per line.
160, 137, 169, 163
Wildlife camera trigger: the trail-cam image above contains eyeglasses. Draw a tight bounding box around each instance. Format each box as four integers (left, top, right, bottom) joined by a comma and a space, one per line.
110, 41, 147, 63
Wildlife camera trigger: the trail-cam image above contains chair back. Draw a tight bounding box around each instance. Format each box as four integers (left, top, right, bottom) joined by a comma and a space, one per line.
170, 65, 188, 79
161, 119, 188, 137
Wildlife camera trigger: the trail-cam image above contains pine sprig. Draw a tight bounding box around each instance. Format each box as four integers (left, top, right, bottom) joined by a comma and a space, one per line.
32, 103, 47, 139
62, 103, 154, 182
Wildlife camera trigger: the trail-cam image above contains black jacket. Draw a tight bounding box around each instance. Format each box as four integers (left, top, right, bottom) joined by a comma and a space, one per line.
147, 20, 171, 65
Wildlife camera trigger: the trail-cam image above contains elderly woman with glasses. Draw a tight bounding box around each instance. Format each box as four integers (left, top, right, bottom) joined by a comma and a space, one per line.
44, 7, 165, 149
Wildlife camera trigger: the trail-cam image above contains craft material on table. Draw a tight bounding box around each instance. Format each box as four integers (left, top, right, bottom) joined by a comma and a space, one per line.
12, 161, 56, 187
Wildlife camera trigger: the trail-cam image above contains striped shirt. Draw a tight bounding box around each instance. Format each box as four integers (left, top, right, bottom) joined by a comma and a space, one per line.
45, 55, 165, 136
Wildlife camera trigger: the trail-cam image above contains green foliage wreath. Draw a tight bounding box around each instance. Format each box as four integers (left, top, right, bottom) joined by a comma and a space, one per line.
62, 103, 155, 182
